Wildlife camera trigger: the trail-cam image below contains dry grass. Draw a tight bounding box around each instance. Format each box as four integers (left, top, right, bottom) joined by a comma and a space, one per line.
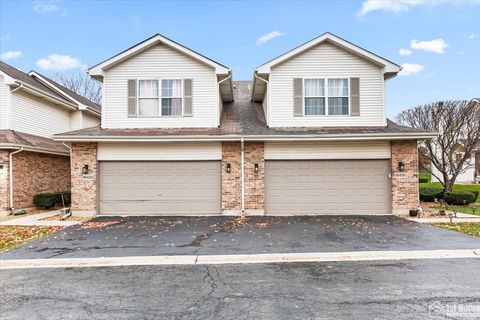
0, 226, 62, 251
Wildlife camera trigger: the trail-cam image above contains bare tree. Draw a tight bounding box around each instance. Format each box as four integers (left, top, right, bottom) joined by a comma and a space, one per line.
53, 71, 101, 104
396, 100, 480, 192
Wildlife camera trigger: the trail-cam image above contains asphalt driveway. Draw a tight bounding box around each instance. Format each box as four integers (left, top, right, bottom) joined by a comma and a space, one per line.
2, 215, 480, 259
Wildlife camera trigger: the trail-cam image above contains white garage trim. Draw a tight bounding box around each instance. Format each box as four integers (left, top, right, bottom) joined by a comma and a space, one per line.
97, 142, 221, 161
264, 141, 391, 160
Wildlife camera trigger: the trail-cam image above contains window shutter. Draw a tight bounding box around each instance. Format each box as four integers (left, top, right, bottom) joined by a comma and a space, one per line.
293, 78, 303, 117
183, 79, 193, 117
127, 80, 137, 117
350, 77, 360, 116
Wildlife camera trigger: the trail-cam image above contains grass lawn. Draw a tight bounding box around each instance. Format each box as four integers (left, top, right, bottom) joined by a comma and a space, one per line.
430, 205, 480, 215
0, 226, 61, 252
428, 223, 480, 238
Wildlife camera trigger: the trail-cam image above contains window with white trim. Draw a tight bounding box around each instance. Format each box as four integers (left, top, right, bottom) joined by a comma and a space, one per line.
137, 79, 183, 117
304, 78, 349, 116
304, 79, 325, 115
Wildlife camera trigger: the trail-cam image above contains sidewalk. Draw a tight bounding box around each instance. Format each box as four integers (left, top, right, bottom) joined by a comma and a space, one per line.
0, 210, 81, 227
406, 211, 480, 223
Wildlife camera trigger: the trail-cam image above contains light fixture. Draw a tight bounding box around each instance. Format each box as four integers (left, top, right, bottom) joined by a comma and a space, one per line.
254, 162, 259, 173
226, 163, 231, 173
398, 161, 405, 172
82, 165, 89, 175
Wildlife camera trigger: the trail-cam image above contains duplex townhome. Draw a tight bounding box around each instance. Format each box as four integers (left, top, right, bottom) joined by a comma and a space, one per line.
55, 33, 435, 217
0, 61, 101, 215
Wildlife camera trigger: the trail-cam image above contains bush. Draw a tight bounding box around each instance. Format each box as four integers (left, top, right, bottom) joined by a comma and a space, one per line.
419, 187, 443, 202
443, 191, 477, 205
419, 173, 431, 183
419, 178, 429, 183
33, 192, 71, 209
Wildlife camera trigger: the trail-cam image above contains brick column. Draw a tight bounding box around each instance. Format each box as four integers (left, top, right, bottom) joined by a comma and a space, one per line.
244, 142, 264, 214
391, 140, 419, 214
222, 142, 242, 214
0, 150, 10, 215
221, 141, 265, 215
71, 143, 97, 216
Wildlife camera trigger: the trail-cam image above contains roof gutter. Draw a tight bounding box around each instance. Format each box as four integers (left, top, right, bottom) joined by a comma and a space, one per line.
53, 131, 438, 142
12, 80, 78, 110
0, 144, 70, 156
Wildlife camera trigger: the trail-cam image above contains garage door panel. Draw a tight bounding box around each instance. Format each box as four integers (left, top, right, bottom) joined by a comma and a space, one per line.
266, 160, 390, 215
99, 161, 221, 215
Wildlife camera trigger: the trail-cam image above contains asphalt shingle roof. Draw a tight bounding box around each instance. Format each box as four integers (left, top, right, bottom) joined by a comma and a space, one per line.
56, 81, 431, 139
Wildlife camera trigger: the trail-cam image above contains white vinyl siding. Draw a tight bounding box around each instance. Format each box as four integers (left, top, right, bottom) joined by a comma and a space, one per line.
11, 91, 70, 138
264, 141, 391, 160
103, 44, 218, 128
0, 76, 10, 129
83, 112, 100, 128
269, 42, 384, 127
97, 142, 222, 161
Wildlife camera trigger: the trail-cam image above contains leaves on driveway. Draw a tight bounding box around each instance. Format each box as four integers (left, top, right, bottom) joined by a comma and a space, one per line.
0, 226, 63, 252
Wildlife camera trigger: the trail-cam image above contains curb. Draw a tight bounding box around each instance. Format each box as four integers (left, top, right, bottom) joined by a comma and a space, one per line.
1, 249, 479, 270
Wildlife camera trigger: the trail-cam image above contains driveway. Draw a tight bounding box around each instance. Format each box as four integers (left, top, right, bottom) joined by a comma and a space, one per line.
2, 215, 480, 259
1, 215, 480, 320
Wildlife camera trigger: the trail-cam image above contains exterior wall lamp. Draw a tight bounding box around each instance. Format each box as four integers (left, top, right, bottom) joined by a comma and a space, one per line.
82, 165, 89, 175
398, 161, 405, 172
226, 163, 231, 173
254, 162, 259, 173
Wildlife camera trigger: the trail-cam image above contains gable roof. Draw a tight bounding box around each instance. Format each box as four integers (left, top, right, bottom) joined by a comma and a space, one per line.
29, 71, 101, 115
88, 33, 231, 78
0, 129, 69, 155
255, 32, 401, 76
0, 61, 74, 105
0, 61, 100, 115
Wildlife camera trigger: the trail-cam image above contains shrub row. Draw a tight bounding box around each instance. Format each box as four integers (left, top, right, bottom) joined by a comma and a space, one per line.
420, 187, 478, 205
418, 178, 429, 183
33, 192, 71, 209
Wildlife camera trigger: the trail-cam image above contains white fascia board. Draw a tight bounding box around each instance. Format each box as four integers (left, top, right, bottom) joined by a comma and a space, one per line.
88, 34, 230, 77
54, 132, 437, 142
14, 82, 78, 110
29, 71, 82, 107
256, 32, 401, 75
0, 144, 69, 156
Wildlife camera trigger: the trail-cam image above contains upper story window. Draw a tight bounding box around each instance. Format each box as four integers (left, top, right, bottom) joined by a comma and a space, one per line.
304, 78, 349, 116
137, 79, 183, 117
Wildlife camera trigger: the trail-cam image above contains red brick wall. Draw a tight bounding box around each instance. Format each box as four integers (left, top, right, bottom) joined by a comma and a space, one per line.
391, 140, 419, 214
244, 142, 265, 210
71, 143, 97, 215
221, 142, 242, 211
11, 151, 70, 210
0, 150, 9, 212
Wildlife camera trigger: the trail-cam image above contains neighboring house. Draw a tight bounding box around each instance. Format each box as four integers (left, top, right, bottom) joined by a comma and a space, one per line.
0, 61, 101, 215
55, 33, 435, 217
430, 98, 480, 184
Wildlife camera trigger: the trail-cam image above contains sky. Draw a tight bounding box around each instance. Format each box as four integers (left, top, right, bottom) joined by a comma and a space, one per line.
0, 0, 479, 118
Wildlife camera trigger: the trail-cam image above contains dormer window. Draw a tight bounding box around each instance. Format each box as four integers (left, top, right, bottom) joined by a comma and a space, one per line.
304, 78, 349, 116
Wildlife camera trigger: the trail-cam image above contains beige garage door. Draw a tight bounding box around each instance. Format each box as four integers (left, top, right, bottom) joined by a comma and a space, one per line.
99, 161, 221, 215
265, 160, 391, 215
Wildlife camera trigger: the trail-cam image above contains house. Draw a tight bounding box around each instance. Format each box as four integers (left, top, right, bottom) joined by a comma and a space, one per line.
54, 33, 435, 217
0, 61, 101, 215
430, 98, 480, 184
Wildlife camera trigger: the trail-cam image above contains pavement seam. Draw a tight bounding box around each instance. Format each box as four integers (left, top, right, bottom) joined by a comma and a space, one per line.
1, 249, 480, 270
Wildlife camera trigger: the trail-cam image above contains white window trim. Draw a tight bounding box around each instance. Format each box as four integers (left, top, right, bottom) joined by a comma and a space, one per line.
136, 78, 184, 118
302, 77, 350, 117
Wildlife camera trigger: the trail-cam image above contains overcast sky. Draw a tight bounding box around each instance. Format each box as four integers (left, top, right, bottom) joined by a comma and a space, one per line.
0, 0, 479, 118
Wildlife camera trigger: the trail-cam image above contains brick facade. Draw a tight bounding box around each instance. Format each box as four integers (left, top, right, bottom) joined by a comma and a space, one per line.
0, 150, 70, 212
391, 140, 419, 214
71, 143, 97, 216
0, 151, 9, 213
221, 142, 265, 214
244, 142, 265, 211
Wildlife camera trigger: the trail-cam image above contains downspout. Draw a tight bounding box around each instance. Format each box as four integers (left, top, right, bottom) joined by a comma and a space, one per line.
241, 137, 245, 214
10, 83, 23, 94
62, 142, 72, 155
9, 147, 24, 211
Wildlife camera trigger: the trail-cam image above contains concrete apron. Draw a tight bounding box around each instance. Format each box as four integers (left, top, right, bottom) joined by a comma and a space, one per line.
2, 249, 479, 270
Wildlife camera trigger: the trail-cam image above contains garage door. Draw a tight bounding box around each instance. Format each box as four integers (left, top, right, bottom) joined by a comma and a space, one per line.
99, 161, 221, 215
265, 160, 390, 215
